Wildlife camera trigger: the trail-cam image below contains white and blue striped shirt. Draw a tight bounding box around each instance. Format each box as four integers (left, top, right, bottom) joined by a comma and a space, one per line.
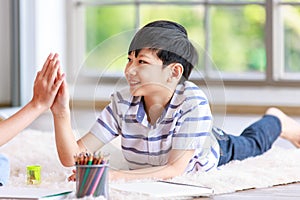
90, 81, 220, 173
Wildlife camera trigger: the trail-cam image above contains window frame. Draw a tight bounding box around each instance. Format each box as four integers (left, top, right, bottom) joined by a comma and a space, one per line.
68, 0, 300, 87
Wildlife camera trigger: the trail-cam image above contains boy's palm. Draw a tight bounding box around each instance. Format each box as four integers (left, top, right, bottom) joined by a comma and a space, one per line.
51, 80, 70, 114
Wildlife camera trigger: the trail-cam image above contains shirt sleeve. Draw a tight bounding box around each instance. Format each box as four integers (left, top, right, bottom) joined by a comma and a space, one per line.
80, 132, 105, 153
89, 95, 121, 144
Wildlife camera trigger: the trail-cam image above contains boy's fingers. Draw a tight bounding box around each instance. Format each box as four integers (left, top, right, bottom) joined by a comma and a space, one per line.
49, 65, 65, 92
68, 173, 76, 182
55, 67, 64, 85
52, 73, 65, 93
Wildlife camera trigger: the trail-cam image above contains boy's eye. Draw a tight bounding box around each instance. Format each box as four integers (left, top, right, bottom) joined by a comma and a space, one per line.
127, 58, 132, 62
139, 60, 147, 64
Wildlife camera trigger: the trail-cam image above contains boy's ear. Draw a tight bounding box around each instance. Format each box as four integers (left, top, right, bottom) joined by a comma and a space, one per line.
170, 63, 183, 80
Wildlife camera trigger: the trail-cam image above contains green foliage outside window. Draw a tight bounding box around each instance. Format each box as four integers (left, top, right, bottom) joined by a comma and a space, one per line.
210, 5, 265, 72
83, 2, 300, 75
284, 6, 300, 72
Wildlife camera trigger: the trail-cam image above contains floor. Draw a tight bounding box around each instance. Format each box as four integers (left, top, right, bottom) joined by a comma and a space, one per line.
195, 183, 300, 200
211, 183, 300, 200
1, 107, 300, 199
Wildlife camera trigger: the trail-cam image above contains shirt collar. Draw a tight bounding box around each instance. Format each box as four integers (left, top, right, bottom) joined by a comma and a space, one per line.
128, 82, 188, 126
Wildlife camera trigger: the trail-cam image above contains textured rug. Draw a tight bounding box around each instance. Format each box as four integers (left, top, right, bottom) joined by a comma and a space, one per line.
1, 129, 300, 199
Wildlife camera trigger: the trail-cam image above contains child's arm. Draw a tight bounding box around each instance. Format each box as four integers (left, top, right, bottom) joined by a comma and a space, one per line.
50, 71, 105, 166
50, 77, 82, 166
109, 149, 194, 181
0, 53, 64, 146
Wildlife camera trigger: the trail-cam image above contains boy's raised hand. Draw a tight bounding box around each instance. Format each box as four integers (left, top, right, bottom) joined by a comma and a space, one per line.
50, 68, 70, 116
31, 53, 65, 111
50, 58, 70, 116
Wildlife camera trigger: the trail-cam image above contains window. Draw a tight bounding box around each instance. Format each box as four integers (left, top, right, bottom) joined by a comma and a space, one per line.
69, 0, 300, 86
280, 1, 300, 76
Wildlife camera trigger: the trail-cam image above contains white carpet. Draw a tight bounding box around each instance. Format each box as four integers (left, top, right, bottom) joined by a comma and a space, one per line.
1, 129, 300, 199
0, 129, 74, 190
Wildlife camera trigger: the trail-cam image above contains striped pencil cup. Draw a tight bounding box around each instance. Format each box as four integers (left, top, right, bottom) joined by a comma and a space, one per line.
76, 164, 109, 198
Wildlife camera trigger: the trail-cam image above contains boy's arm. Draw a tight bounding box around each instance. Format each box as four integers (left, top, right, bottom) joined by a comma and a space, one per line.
51, 76, 84, 166
0, 53, 64, 146
51, 77, 105, 166
109, 149, 194, 181
53, 115, 105, 166
52, 109, 80, 166
53, 113, 105, 166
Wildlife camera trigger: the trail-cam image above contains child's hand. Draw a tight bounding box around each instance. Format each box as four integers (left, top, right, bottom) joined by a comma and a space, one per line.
31, 53, 65, 111
50, 74, 70, 116
50, 57, 70, 116
68, 169, 76, 182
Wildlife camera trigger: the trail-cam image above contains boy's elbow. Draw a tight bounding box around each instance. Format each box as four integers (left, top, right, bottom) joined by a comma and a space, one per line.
58, 156, 74, 167
61, 160, 74, 167
62, 161, 73, 167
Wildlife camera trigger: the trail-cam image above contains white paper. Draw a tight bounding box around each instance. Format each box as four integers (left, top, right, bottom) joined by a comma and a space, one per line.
110, 181, 213, 197
0, 187, 72, 199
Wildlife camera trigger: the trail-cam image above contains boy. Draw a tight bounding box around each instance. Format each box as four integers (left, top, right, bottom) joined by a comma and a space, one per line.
0, 53, 65, 185
51, 20, 300, 181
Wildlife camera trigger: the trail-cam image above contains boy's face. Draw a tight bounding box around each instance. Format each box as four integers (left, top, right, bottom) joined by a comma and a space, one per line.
125, 48, 173, 96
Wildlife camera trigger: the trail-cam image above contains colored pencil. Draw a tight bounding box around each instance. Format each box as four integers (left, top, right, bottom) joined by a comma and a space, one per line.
74, 151, 109, 198
88, 160, 108, 195
78, 154, 93, 196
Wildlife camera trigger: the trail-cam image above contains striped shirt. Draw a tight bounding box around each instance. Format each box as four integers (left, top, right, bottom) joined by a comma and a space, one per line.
90, 81, 220, 173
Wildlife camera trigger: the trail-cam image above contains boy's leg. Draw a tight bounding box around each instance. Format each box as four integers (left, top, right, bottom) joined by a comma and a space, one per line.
0, 154, 10, 186
215, 115, 281, 166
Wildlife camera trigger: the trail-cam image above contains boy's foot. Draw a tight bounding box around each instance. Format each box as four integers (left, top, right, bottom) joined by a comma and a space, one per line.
266, 107, 300, 148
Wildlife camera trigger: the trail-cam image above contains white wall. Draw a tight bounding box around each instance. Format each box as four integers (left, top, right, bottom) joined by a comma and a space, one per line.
35, 0, 66, 72
0, 0, 11, 105
0, 0, 67, 106
19, 0, 67, 105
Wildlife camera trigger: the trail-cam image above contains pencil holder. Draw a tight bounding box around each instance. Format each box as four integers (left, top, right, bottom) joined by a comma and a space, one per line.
76, 164, 109, 198
26, 165, 41, 185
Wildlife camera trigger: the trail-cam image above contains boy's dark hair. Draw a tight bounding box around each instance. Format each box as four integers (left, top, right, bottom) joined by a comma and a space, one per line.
128, 20, 198, 83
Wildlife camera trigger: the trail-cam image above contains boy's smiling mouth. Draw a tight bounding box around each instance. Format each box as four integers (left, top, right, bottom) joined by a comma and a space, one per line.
128, 80, 140, 86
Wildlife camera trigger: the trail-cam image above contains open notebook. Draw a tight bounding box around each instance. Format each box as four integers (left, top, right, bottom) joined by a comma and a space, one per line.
0, 187, 72, 199
110, 180, 214, 197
